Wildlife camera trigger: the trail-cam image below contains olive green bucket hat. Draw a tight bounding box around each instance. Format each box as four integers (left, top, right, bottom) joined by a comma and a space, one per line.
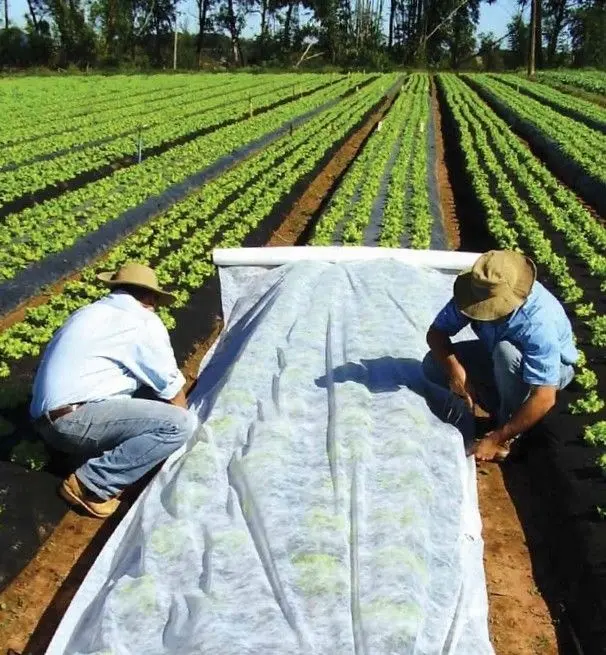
97, 262, 175, 305
453, 250, 537, 321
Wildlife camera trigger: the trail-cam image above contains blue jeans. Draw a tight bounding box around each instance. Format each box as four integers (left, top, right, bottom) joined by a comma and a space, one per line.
35, 398, 197, 499
422, 339, 575, 425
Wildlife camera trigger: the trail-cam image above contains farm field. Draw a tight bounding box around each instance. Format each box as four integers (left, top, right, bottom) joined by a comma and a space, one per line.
1, 69, 606, 654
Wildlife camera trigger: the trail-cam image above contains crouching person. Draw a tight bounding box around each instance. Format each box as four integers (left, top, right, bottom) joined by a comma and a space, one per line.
30, 263, 196, 518
423, 250, 577, 462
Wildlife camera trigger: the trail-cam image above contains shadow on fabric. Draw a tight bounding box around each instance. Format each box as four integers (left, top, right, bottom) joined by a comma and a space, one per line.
315, 356, 475, 447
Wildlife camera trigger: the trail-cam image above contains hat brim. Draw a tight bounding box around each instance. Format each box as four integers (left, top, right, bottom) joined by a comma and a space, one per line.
453, 255, 536, 321
97, 272, 175, 306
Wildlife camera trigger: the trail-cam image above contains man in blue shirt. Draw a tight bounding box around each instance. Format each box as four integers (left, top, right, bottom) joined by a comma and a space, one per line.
31, 263, 197, 518
424, 250, 577, 462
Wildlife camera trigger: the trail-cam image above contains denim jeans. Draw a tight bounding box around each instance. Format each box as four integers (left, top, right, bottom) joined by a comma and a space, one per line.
34, 398, 197, 499
422, 339, 575, 425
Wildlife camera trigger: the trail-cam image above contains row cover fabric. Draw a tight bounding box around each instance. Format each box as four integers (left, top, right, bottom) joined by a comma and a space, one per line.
47, 259, 493, 655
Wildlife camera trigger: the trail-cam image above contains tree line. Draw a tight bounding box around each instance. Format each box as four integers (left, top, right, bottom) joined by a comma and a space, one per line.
0, 0, 604, 70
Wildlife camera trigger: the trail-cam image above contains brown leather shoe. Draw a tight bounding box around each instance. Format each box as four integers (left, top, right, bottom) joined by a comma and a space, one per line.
59, 473, 120, 518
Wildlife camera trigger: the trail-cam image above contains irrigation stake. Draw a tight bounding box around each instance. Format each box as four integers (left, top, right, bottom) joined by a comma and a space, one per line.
136, 125, 145, 163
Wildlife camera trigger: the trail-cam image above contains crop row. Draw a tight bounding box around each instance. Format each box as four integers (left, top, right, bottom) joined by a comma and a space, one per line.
439, 74, 605, 435
535, 70, 606, 96
465, 74, 606, 186
0, 76, 371, 284
312, 73, 432, 247
0, 75, 252, 161
0, 75, 346, 209
1, 74, 202, 136
446, 75, 606, 296
379, 76, 431, 249
0, 75, 398, 381
497, 74, 606, 129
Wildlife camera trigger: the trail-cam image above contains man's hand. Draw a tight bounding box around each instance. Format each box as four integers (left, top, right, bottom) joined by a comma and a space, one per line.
426, 326, 475, 410
472, 430, 510, 462
448, 363, 475, 411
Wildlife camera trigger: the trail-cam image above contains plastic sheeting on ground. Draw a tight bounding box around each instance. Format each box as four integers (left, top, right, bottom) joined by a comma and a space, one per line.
47, 259, 493, 655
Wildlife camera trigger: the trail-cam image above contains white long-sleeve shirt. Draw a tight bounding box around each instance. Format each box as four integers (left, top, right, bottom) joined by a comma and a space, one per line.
30, 291, 185, 419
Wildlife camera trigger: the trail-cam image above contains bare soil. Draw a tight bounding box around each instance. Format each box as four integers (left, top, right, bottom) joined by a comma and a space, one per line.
430, 77, 460, 250
477, 462, 558, 654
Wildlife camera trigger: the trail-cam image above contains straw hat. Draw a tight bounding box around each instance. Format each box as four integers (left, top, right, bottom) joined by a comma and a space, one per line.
97, 262, 175, 304
453, 250, 536, 321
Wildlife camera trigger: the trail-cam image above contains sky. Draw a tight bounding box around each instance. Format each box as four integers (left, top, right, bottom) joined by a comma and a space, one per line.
5, 0, 526, 46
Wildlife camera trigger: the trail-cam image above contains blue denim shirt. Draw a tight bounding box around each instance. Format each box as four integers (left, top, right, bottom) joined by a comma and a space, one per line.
432, 281, 578, 386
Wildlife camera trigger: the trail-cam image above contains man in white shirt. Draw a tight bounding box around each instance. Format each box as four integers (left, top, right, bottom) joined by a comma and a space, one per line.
31, 263, 197, 518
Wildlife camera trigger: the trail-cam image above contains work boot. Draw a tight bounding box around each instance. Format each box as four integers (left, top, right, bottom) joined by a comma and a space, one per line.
59, 473, 120, 519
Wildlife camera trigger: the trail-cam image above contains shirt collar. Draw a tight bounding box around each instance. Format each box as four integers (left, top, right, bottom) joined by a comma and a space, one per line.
101, 290, 152, 316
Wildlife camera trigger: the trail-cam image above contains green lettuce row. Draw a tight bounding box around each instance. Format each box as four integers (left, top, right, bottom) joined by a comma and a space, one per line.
500, 74, 606, 127
0, 77, 395, 377
311, 76, 417, 245
437, 75, 519, 251
341, 77, 425, 245
0, 74, 202, 138
464, 79, 606, 280
0, 76, 338, 209
456, 76, 606, 347
447, 75, 584, 304
467, 74, 606, 185
407, 76, 432, 249
379, 75, 435, 249
91, 80, 382, 287
0, 77, 367, 282
0, 75, 259, 166
535, 70, 606, 97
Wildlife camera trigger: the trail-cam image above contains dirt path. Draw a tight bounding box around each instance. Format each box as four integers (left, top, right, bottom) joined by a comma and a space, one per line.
431, 76, 460, 250
477, 462, 558, 654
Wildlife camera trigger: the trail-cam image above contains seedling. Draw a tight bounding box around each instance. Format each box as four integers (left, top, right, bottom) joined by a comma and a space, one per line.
569, 390, 605, 415
576, 368, 598, 390
584, 421, 606, 448
596, 453, 606, 478
574, 302, 594, 319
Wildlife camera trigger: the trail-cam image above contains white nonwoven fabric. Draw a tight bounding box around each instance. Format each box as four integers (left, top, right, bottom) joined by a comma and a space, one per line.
47, 259, 493, 655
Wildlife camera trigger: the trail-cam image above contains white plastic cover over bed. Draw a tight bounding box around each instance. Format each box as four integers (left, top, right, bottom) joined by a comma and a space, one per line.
47, 251, 493, 655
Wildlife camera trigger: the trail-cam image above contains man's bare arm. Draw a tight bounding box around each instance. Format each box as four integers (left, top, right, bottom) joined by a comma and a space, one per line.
493, 385, 556, 444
